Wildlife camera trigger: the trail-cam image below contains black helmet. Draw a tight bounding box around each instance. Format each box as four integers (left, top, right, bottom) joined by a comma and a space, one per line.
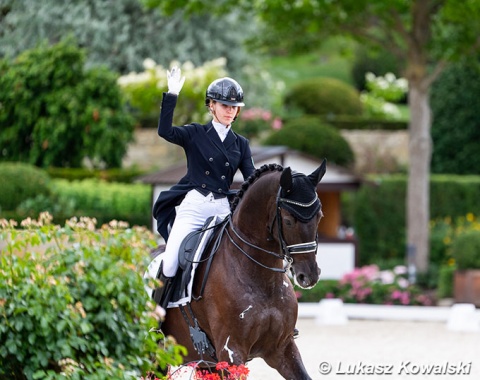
205, 77, 245, 107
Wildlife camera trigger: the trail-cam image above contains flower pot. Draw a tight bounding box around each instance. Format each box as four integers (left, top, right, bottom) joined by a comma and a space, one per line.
454, 270, 480, 307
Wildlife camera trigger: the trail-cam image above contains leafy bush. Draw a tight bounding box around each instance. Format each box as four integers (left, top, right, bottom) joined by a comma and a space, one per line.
351, 47, 402, 92
297, 265, 433, 306
437, 262, 456, 299
0, 213, 185, 379
431, 59, 480, 174
452, 229, 480, 270
234, 108, 281, 140
0, 38, 135, 168
0, 162, 51, 211
263, 117, 355, 167
283, 77, 363, 118
118, 58, 227, 127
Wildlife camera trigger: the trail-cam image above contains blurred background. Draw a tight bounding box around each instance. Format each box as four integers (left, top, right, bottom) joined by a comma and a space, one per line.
1, 1, 480, 377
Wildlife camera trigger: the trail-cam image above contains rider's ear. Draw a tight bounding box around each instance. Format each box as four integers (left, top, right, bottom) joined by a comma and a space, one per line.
308, 158, 327, 186
280, 167, 293, 193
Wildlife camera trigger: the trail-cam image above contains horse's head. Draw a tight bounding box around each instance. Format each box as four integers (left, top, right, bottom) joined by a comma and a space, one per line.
276, 159, 326, 289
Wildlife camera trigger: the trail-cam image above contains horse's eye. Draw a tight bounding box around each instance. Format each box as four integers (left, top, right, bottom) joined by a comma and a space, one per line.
284, 217, 295, 227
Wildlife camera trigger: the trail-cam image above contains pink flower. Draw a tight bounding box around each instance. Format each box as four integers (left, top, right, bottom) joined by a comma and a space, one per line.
272, 117, 282, 130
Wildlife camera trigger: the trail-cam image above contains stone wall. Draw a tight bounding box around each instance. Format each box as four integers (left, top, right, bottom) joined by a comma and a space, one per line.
124, 129, 410, 174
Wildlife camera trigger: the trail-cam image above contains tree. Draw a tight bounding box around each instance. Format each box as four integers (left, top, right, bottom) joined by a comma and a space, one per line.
148, 0, 480, 273
0, 38, 135, 168
0, 0, 253, 76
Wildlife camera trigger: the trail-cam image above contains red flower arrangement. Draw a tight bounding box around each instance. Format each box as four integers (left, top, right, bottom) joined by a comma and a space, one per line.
143, 361, 250, 380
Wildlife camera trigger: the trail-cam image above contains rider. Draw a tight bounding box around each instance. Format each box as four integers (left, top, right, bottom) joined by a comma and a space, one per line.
151, 67, 256, 308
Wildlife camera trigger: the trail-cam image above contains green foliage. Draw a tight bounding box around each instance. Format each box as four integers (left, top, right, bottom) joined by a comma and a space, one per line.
350, 176, 480, 266
431, 59, 480, 174
351, 47, 402, 91
352, 176, 407, 265
118, 59, 227, 126
234, 108, 279, 140
0, 162, 51, 211
263, 117, 355, 167
46, 167, 147, 183
283, 77, 363, 118
0, 38, 135, 168
51, 179, 151, 227
452, 230, 480, 270
0, 1, 254, 77
0, 214, 185, 379
437, 263, 456, 298
297, 265, 433, 306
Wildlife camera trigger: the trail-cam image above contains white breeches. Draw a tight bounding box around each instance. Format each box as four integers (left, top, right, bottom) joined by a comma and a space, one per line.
161, 189, 230, 277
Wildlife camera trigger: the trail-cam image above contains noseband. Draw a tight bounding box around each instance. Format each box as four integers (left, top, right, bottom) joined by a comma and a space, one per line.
226, 184, 319, 273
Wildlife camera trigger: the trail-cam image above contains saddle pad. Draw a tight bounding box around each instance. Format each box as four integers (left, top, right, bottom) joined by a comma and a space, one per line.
144, 217, 219, 308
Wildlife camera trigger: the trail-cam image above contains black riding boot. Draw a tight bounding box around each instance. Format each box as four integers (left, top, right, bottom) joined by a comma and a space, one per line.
152, 262, 174, 310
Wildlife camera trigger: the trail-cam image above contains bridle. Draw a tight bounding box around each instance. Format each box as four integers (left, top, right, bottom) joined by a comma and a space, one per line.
225, 184, 319, 273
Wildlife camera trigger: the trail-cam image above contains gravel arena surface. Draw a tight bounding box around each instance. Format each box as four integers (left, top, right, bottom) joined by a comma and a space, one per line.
246, 318, 479, 379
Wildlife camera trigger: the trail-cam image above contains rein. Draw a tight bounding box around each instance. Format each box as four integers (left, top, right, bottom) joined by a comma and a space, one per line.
226, 185, 319, 273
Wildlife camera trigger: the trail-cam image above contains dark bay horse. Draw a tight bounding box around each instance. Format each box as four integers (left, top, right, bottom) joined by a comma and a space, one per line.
160, 161, 326, 379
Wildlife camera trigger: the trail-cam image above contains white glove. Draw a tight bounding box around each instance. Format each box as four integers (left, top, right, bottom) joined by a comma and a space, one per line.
167, 66, 185, 95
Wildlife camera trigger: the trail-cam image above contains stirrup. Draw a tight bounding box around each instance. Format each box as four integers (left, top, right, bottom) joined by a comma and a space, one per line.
152, 262, 174, 309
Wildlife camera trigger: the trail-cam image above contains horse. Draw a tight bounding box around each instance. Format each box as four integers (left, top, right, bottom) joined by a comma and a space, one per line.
157, 160, 326, 379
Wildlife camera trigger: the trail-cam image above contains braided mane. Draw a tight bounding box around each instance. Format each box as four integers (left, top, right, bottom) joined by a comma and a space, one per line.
230, 163, 284, 213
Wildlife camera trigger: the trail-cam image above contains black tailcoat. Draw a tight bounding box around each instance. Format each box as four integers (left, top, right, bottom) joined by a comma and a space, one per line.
153, 93, 255, 240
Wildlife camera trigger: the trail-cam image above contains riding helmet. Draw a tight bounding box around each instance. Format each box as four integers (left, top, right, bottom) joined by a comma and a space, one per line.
205, 77, 245, 107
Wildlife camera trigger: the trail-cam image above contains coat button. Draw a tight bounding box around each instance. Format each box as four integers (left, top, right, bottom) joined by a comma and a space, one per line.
201, 184, 206, 188
205, 171, 210, 175
209, 157, 213, 162
221, 175, 226, 180
225, 162, 230, 167
218, 189, 223, 193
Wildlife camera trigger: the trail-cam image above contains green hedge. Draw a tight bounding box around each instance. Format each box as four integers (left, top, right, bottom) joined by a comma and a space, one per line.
284, 77, 363, 117
51, 179, 151, 227
350, 175, 480, 266
0, 162, 51, 211
46, 167, 147, 183
263, 116, 355, 167
326, 117, 408, 131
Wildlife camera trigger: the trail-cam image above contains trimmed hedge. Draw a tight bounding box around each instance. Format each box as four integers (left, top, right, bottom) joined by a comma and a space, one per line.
263, 117, 355, 167
0, 162, 51, 211
284, 77, 363, 117
326, 117, 408, 131
350, 175, 480, 266
51, 179, 151, 227
46, 167, 147, 183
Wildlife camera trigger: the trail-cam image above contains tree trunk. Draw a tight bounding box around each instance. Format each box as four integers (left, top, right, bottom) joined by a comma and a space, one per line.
407, 83, 431, 273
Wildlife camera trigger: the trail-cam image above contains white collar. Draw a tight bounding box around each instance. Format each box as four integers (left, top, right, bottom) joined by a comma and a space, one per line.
212, 120, 230, 142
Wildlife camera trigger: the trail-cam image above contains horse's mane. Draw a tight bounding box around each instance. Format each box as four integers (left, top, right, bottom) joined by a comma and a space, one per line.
230, 163, 284, 213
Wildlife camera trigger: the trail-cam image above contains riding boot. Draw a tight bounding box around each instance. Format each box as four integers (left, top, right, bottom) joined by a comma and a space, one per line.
152, 262, 174, 310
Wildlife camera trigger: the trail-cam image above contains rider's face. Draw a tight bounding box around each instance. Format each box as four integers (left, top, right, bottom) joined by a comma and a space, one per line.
211, 102, 239, 126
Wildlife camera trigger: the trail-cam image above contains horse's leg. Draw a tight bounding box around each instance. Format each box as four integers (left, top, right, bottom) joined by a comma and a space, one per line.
263, 338, 312, 380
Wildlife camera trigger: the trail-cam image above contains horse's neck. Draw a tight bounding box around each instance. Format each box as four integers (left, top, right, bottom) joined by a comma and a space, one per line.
229, 179, 285, 272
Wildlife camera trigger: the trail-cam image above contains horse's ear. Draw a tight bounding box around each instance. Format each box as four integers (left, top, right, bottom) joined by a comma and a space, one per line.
280, 167, 293, 192
308, 158, 327, 186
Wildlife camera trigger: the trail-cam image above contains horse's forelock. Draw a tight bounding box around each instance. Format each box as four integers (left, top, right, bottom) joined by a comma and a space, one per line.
230, 164, 283, 213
